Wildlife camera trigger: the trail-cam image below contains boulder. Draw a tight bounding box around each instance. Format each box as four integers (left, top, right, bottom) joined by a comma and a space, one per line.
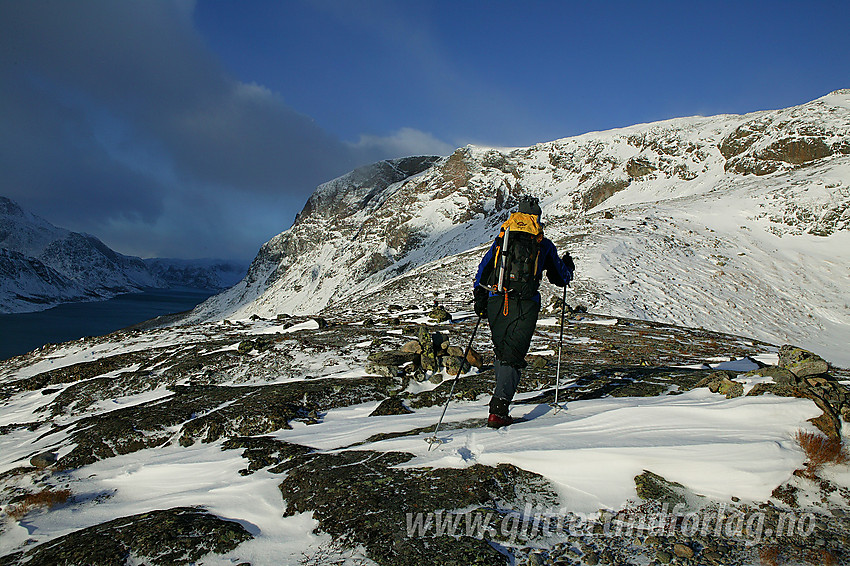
369, 397, 414, 416
365, 363, 401, 378
428, 306, 452, 323
466, 348, 484, 369
744, 366, 797, 386
30, 451, 57, 469
444, 356, 467, 376
673, 543, 695, 559
400, 340, 422, 354
779, 345, 829, 378
367, 351, 417, 366
634, 470, 687, 507
446, 346, 464, 357
695, 372, 743, 398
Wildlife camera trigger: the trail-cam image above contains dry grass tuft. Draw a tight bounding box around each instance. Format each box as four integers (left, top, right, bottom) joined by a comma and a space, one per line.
6, 488, 71, 521
759, 544, 781, 566
795, 429, 848, 477
810, 549, 838, 566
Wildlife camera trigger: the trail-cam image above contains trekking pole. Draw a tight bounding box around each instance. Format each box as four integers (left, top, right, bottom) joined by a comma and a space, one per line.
425, 316, 482, 449
550, 284, 568, 414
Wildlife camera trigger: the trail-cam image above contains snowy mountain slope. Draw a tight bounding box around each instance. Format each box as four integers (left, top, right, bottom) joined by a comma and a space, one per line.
190, 90, 850, 367
0, 198, 70, 258
0, 197, 158, 313
0, 197, 247, 313
0, 248, 91, 309
142, 258, 248, 290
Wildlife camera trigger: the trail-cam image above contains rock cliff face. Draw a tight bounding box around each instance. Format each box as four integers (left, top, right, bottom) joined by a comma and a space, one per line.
190, 91, 850, 366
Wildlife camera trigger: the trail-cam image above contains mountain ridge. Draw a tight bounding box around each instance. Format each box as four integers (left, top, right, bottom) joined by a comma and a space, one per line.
0, 197, 247, 313
188, 90, 850, 367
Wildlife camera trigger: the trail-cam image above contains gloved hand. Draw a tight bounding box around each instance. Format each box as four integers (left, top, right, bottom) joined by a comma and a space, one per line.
473, 287, 489, 318
561, 252, 575, 273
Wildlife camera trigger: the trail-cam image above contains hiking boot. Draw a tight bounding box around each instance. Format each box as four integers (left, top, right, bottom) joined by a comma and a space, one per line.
487, 413, 514, 428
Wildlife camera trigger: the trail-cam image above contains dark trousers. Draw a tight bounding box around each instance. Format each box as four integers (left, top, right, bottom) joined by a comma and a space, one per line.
487, 295, 539, 413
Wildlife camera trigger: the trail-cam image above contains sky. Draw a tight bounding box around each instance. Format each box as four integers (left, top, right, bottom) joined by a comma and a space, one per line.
1, 0, 848, 261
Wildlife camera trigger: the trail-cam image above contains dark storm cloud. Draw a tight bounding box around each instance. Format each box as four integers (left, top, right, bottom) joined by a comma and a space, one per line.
1, 0, 359, 192
0, 72, 168, 227
0, 1, 386, 257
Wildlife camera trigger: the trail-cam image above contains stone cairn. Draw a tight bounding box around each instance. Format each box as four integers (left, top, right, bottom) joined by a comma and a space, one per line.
366, 324, 484, 385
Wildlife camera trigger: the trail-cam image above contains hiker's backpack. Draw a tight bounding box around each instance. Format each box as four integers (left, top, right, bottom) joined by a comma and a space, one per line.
487, 212, 544, 299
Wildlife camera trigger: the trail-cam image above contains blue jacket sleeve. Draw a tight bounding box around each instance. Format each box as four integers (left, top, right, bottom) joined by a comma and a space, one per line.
474, 240, 499, 290
540, 238, 573, 287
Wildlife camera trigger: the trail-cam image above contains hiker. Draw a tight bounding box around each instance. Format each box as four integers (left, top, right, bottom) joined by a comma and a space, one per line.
472, 197, 574, 428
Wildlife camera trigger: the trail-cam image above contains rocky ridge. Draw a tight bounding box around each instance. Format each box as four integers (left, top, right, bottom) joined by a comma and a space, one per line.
187, 92, 850, 371
1, 303, 849, 564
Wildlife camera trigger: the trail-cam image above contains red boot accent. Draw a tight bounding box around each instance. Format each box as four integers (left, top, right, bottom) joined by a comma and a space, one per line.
487, 413, 514, 428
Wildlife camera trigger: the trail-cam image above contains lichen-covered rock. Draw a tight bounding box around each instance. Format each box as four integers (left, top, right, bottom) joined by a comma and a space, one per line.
418, 326, 438, 372
366, 363, 401, 378
277, 450, 557, 566
54, 377, 399, 469
29, 452, 57, 469
744, 366, 798, 386
409, 370, 495, 409
0, 507, 252, 566
444, 356, 466, 376
14, 352, 146, 392
221, 436, 311, 475
367, 350, 417, 366
610, 380, 670, 398
370, 397, 414, 416
695, 372, 744, 398
634, 470, 688, 507
428, 306, 452, 322
778, 345, 829, 378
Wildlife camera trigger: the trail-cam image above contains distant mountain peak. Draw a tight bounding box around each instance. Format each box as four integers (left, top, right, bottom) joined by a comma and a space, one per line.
0, 198, 247, 313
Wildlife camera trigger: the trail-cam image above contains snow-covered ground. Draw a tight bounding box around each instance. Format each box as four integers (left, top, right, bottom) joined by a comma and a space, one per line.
1, 313, 846, 563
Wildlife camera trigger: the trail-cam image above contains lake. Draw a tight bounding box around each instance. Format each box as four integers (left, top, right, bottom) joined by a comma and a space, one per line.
0, 287, 217, 361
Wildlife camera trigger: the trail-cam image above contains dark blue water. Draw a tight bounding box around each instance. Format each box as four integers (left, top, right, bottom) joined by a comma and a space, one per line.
0, 288, 216, 361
